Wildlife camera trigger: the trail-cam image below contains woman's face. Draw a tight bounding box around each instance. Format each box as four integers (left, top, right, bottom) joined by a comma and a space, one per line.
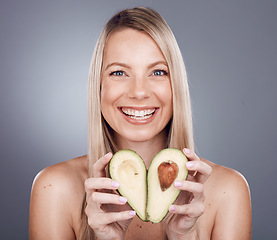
101, 28, 173, 144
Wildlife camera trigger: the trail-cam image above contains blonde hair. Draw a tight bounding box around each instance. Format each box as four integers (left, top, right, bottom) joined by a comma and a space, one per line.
80, 7, 194, 239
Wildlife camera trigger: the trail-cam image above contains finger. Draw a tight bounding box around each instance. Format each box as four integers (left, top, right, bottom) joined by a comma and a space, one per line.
84, 177, 120, 201
91, 192, 128, 205
169, 202, 205, 218
85, 178, 120, 192
186, 160, 212, 183
174, 181, 203, 195
183, 148, 201, 178
174, 180, 205, 204
183, 149, 212, 183
100, 210, 136, 226
93, 152, 113, 177
183, 148, 200, 160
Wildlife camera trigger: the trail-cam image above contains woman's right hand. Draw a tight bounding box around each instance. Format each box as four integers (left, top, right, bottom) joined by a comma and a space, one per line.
84, 153, 136, 240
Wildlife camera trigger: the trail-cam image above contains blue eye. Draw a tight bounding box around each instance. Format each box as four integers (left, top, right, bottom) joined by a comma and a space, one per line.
110, 70, 124, 76
153, 70, 167, 76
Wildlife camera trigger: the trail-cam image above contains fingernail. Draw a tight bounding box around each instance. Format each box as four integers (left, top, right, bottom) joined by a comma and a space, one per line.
174, 180, 183, 187
129, 211, 136, 216
104, 152, 110, 158
112, 181, 120, 188
184, 148, 190, 154
186, 161, 195, 168
169, 206, 176, 212
119, 196, 127, 203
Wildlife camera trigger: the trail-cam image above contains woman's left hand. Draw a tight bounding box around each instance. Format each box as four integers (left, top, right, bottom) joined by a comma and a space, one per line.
163, 148, 212, 239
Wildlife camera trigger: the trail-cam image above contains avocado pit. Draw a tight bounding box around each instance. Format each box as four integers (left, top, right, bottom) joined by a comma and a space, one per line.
158, 161, 179, 191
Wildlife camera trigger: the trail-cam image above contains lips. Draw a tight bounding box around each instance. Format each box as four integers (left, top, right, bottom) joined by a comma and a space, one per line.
121, 107, 156, 120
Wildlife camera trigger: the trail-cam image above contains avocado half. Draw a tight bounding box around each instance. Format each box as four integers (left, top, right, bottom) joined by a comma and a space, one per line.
109, 150, 147, 221
109, 148, 188, 223
147, 148, 188, 222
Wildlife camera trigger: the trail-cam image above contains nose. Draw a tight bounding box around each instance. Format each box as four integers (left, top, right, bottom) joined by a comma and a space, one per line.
127, 75, 150, 100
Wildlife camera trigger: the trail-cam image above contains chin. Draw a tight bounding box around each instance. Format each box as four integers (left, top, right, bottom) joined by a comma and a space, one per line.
120, 128, 166, 145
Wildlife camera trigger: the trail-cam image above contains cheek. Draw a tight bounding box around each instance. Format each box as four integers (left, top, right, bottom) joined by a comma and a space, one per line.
100, 86, 115, 127
160, 84, 173, 120
156, 83, 173, 107
100, 87, 110, 107
100, 82, 113, 120
100, 80, 123, 113
101, 81, 114, 107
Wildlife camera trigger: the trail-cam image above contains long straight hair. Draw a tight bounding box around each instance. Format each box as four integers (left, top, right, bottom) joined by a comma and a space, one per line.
79, 7, 194, 239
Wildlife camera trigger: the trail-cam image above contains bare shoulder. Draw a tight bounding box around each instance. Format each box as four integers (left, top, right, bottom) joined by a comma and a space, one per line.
29, 155, 88, 240
202, 158, 250, 195
200, 158, 252, 239
32, 155, 88, 191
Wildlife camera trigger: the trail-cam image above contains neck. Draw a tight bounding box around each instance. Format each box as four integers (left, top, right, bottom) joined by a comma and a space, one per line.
115, 130, 167, 169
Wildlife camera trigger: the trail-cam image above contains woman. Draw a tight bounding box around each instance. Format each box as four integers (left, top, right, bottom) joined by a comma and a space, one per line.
29, 7, 252, 239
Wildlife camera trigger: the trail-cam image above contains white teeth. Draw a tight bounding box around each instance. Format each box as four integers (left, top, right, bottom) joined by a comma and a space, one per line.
121, 108, 155, 119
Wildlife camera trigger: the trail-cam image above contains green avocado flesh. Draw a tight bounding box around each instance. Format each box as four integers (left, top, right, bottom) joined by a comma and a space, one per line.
109, 150, 147, 221
109, 148, 188, 223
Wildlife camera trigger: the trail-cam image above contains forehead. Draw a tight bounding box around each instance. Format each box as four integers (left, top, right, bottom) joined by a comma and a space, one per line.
103, 28, 166, 64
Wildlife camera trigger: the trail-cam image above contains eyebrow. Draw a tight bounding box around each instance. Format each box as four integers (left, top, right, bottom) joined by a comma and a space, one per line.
148, 61, 168, 69
104, 60, 168, 71
105, 62, 130, 70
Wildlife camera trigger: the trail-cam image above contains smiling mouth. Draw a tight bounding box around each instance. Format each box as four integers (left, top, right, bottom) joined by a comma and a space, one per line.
121, 107, 156, 120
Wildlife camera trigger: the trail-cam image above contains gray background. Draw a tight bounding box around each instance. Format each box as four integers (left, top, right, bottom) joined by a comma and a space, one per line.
1, 0, 276, 239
